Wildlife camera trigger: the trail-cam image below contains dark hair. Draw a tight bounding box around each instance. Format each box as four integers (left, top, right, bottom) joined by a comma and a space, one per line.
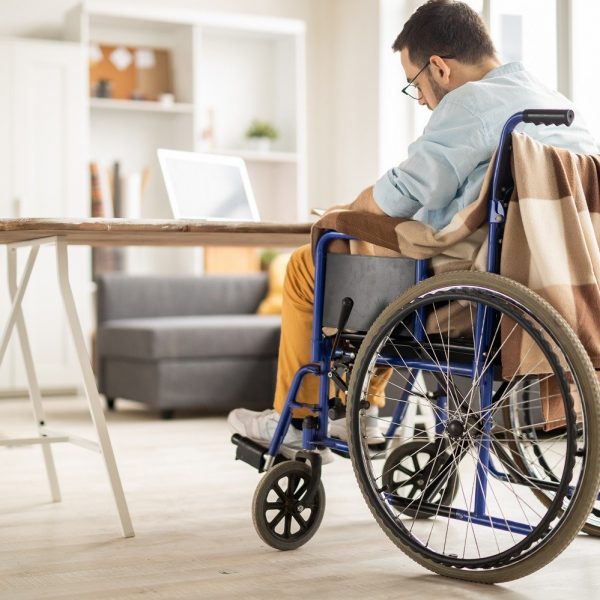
393, 0, 496, 65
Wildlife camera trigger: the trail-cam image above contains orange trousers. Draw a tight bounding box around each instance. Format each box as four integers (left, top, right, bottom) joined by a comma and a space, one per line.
273, 244, 390, 415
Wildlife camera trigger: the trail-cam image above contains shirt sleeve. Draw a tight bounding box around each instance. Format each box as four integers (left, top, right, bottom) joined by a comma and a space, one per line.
373, 100, 491, 218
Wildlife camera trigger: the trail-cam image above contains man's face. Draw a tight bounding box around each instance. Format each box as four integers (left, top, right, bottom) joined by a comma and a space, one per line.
400, 48, 448, 111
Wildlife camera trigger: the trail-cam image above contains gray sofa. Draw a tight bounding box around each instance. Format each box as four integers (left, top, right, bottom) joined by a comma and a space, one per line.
96, 273, 280, 418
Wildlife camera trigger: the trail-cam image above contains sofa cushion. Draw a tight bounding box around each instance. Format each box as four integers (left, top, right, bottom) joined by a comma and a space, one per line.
97, 274, 269, 322
98, 315, 281, 360
101, 356, 278, 410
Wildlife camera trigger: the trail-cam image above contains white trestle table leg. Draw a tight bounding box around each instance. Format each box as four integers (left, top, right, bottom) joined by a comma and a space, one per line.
7, 245, 61, 502
0, 243, 39, 366
55, 239, 134, 538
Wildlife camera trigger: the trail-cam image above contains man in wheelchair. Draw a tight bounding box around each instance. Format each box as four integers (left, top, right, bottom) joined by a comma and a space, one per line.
228, 0, 598, 459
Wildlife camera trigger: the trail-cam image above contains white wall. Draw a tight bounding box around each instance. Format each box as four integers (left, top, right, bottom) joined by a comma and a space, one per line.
0, 0, 389, 211
325, 0, 381, 205
379, 0, 416, 174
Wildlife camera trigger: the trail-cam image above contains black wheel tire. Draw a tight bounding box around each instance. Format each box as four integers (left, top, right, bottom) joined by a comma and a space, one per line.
252, 460, 326, 551
382, 440, 459, 519
502, 396, 600, 537
582, 511, 600, 536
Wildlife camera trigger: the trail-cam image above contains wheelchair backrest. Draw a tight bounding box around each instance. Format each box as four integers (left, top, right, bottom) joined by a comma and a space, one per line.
322, 253, 416, 331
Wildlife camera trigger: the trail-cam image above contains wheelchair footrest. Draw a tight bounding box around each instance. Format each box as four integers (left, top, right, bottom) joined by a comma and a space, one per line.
231, 434, 287, 472
231, 434, 267, 471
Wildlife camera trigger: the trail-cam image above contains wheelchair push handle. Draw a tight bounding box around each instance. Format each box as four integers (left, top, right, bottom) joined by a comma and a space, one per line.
522, 109, 574, 127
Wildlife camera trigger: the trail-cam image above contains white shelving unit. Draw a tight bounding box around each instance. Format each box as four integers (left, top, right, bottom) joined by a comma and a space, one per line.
65, 1, 307, 275
214, 149, 299, 164
89, 97, 194, 114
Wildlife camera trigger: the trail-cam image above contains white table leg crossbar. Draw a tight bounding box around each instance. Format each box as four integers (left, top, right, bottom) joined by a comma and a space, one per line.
0, 434, 70, 447
0, 236, 134, 537
0, 428, 100, 451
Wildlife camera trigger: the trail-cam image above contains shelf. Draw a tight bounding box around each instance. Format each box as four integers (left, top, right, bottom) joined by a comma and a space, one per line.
77, 2, 307, 230
212, 149, 298, 163
89, 98, 194, 114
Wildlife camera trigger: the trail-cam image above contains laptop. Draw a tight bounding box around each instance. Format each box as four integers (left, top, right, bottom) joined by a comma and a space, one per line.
157, 149, 260, 222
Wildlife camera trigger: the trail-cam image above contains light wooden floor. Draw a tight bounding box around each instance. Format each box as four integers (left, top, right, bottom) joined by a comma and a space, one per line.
1, 396, 599, 600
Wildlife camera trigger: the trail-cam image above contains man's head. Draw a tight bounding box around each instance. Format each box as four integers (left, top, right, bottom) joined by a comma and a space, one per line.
394, 0, 498, 110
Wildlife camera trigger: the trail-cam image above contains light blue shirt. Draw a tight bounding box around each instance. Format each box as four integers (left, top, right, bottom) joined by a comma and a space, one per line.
373, 62, 599, 230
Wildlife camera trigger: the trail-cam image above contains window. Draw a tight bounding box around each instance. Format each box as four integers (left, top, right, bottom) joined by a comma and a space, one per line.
488, 0, 557, 89
377, 0, 569, 174
571, 0, 600, 138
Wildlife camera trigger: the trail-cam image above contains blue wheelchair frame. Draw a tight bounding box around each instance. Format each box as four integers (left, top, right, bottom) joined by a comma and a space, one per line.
264, 110, 574, 536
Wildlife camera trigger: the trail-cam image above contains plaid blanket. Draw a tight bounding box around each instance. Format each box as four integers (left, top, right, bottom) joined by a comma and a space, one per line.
313, 132, 600, 428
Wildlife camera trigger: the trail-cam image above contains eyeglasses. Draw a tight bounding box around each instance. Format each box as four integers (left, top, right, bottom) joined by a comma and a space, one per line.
402, 56, 454, 101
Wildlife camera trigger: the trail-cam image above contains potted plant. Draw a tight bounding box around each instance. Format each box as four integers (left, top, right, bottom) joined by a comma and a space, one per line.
246, 119, 278, 152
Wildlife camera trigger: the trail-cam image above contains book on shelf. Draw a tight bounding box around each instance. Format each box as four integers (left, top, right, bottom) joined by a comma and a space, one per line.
89, 162, 114, 218
112, 161, 121, 218
89, 162, 103, 217
89, 161, 124, 279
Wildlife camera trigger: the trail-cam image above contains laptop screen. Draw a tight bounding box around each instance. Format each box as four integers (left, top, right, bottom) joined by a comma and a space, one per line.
158, 150, 260, 221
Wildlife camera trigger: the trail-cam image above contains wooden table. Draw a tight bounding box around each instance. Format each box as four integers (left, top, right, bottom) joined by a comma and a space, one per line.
0, 218, 311, 539
0, 218, 312, 247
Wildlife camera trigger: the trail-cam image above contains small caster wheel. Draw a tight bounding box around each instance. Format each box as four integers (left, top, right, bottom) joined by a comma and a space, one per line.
106, 397, 116, 411
382, 440, 459, 519
252, 460, 326, 551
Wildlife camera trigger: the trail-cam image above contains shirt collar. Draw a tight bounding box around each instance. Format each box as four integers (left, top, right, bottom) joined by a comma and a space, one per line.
482, 62, 525, 80
433, 62, 526, 112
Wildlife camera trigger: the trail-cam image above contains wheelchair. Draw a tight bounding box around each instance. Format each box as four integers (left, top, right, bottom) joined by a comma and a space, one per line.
231, 110, 600, 583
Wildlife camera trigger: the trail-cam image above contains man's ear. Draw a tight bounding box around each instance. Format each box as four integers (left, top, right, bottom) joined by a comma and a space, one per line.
429, 55, 451, 85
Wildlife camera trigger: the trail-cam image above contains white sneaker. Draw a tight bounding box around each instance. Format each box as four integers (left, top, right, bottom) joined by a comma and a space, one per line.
329, 405, 385, 445
227, 408, 334, 464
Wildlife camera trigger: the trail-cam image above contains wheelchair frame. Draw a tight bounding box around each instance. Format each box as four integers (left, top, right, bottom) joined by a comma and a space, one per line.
256, 110, 576, 536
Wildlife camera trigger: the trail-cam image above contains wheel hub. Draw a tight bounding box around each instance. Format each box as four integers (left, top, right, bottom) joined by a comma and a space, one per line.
446, 419, 465, 439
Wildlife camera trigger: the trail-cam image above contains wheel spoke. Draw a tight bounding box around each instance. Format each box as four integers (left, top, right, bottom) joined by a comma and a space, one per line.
273, 483, 286, 501
293, 510, 310, 533
268, 510, 285, 529
296, 480, 308, 499
287, 473, 299, 498
283, 512, 292, 538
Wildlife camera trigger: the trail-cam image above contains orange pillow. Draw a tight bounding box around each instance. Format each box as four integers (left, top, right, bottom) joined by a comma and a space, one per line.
257, 253, 292, 315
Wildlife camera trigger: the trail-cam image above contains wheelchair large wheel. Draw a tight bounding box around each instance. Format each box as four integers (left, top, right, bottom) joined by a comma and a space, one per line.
347, 271, 600, 583
502, 382, 600, 536
252, 460, 325, 551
